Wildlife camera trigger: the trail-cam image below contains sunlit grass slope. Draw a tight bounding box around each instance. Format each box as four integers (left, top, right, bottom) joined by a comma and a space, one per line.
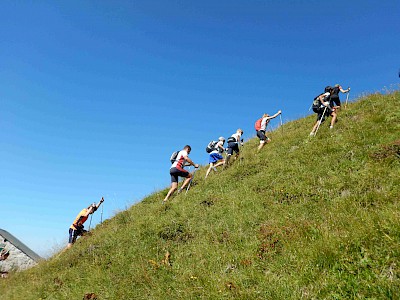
1, 91, 399, 299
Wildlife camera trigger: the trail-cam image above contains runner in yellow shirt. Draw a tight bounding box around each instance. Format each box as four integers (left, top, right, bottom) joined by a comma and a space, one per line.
67, 197, 104, 248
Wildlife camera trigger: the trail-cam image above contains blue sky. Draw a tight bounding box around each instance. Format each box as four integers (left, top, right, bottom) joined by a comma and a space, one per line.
1, 1, 399, 256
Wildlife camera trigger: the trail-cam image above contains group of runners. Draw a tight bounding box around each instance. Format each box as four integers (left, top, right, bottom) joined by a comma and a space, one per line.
67, 83, 350, 247
163, 83, 349, 202
163, 110, 284, 203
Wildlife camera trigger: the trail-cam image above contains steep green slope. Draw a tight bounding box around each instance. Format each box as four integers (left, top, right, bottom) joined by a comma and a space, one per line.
1, 91, 399, 300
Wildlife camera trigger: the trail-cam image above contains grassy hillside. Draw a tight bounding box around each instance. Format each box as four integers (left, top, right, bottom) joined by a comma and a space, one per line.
1, 91, 399, 299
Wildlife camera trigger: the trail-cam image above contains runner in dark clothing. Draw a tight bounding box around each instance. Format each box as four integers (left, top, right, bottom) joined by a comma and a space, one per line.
330, 84, 350, 108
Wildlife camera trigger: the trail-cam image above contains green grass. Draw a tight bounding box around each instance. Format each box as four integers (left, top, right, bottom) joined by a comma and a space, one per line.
1, 91, 399, 299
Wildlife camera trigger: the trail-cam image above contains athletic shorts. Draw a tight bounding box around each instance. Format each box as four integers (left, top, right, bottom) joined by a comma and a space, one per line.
209, 153, 223, 164
257, 130, 268, 141
170, 167, 189, 183
330, 96, 341, 107
68, 228, 79, 244
313, 106, 330, 122
227, 142, 239, 155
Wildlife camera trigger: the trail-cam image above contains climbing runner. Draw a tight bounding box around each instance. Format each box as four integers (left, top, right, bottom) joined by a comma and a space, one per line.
67, 197, 104, 248
330, 84, 350, 109
255, 110, 282, 151
205, 137, 226, 178
163, 145, 199, 203
224, 129, 243, 166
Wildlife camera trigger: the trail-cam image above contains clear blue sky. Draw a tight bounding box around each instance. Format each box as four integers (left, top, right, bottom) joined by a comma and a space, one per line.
1, 1, 398, 256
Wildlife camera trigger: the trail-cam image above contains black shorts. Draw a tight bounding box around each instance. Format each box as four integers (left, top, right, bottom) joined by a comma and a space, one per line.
313, 106, 331, 122
227, 142, 239, 155
68, 228, 79, 244
170, 167, 189, 183
330, 96, 341, 107
257, 130, 268, 141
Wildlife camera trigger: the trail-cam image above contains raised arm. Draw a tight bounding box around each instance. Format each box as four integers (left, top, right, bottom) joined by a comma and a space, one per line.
339, 86, 350, 93
271, 110, 282, 119
265, 110, 282, 120
94, 197, 104, 211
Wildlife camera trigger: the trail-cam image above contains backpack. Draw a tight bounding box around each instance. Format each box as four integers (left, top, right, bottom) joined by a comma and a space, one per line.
170, 150, 179, 164
313, 91, 330, 108
254, 118, 262, 131
205, 141, 218, 153
312, 94, 321, 107
227, 136, 236, 143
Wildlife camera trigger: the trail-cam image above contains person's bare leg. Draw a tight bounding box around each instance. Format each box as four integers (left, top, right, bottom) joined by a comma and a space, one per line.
180, 174, 193, 190
224, 154, 231, 166
213, 160, 225, 168
164, 182, 178, 202
330, 112, 337, 128
205, 163, 214, 178
310, 121, 319, 135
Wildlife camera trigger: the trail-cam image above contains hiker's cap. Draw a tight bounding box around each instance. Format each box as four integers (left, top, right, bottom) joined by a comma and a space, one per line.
219, 136, 225, 141
335, 84, 340, 87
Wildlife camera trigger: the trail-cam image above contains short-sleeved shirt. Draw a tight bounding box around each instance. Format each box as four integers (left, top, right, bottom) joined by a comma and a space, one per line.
70, 209, 89, 230
260, 117, 271, 131
230, 132, 242, 144
171, 150, 188, 172
210, 140, 224, 154
321, 92, 330, 102
313, 92, 330, 108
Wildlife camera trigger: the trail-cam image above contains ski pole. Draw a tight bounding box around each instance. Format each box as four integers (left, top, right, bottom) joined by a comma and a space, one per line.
314, 106, 328, 136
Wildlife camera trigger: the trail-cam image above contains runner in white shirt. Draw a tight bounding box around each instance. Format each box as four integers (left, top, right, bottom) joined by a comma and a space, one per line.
256, 110, 281, 151
163, 145, 199, 203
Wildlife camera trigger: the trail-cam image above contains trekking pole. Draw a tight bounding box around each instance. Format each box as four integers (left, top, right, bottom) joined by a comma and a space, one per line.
279, 113, 283, 134
185, 167, 197, 194
88, 214, 93, 231
238, 139, 244, 165
345, 88, 350, 109
89, 197, 104, 230
100, 203, 104, 224
314, 106, 328, 136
